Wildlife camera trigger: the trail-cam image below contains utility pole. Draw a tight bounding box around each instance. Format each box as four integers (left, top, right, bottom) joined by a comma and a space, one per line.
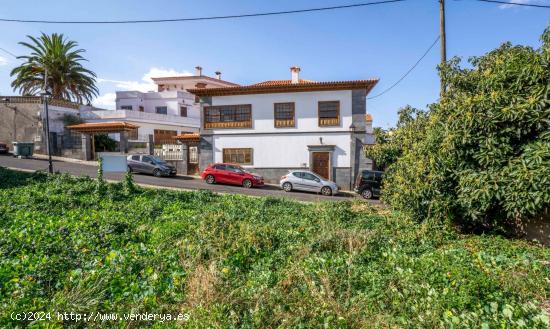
439, 0, 447, 96
41, 68, 53, 174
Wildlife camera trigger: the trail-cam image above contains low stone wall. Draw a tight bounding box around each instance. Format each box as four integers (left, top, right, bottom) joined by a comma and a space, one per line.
249, 167, 304, 185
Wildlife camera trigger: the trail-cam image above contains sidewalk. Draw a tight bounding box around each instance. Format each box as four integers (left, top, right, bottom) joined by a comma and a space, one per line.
33, 154, 98, 166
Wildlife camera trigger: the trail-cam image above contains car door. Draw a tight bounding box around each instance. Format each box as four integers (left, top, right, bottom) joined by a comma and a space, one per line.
213, 164, 229, 183
301, 172, 323, 192
225, 165, 245, 185
290, 171, 306, 191
141, 156, 156, 175
128, 155, 141, 172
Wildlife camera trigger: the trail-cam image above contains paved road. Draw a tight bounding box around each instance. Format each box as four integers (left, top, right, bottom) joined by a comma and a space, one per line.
0, 155, 379, 203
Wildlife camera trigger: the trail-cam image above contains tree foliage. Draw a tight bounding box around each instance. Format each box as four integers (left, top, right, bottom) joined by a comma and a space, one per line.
380, 25, 550, 230
10, 33, 99, 104
366, 106, 428, 170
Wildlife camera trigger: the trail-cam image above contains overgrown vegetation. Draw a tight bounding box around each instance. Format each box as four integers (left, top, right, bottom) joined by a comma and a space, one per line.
1, 168, 548, 328
367, 25, 550, 231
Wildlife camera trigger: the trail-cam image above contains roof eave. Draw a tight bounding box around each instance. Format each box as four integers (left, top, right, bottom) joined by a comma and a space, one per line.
187, 79, 379, 97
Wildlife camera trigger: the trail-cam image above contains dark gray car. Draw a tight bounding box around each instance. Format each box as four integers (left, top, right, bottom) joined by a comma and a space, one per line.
127, 155, 176, 177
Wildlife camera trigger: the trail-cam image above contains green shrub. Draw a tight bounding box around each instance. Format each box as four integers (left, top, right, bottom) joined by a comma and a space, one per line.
380, 24, 550, 230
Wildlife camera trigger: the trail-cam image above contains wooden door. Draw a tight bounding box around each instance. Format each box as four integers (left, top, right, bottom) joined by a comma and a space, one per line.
312, 152, 330, 179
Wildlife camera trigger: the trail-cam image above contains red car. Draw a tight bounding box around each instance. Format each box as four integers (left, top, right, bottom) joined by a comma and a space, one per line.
201, 163, 264, 188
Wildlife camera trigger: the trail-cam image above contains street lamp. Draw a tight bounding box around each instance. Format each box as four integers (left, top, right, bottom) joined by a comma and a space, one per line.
2, 98, 17, 147
40, 90, 53, 174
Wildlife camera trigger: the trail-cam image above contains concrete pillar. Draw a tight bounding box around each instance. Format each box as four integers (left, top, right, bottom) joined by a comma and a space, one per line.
119, 131, 128, 154
81, 134, 92, 161
146, 134, 154, 155
180, 143, 188, 175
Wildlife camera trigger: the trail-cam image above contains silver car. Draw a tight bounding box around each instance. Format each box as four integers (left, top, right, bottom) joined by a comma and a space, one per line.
127, 154, 176, 177
280, 170, 339, 196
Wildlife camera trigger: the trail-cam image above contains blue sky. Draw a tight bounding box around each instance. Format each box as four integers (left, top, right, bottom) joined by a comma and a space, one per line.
0, 0, 548, 127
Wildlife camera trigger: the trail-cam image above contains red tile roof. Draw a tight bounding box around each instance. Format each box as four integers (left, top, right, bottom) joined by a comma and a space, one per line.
67, 121, 139, 133
188, 79, 379, 97
151, 75, 240, 86
252, 79, 316, 86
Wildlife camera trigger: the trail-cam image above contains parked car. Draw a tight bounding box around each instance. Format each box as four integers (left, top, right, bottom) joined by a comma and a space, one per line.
0, 143, 8, 154
280, 170, 339, 196
127, 154, 176, 177
354, 170, 384, 199
201, 163, 264, 188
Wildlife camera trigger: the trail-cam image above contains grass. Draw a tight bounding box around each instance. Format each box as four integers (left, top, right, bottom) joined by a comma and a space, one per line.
0, 167, 548, 328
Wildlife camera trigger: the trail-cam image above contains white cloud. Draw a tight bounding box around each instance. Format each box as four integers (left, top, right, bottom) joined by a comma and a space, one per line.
0, 56, 8, 66
498, 0, 545, 9
97, 67, 193, 93
92, 92, 116, 109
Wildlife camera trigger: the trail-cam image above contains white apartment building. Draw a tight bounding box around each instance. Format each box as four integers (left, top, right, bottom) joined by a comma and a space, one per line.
83, 66, 238, 144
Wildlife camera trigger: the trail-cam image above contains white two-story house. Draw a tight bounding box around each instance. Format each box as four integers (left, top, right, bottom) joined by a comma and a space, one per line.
189, 67, 378, 189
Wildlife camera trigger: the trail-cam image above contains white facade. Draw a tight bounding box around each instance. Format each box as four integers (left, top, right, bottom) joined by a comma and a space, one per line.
208, 90, 356, 169
213, 133, 352, 168
209, 90, 353, 135
115, 90, 197, 119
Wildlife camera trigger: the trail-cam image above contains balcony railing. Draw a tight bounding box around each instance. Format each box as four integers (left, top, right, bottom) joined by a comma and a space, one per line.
204, 121, 252, 129
319, 117, 340, 127
274, 119, 295, 128
81, 110, 199, 127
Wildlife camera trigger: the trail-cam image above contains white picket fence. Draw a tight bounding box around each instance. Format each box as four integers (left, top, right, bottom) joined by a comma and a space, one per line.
154, 144, 183, 161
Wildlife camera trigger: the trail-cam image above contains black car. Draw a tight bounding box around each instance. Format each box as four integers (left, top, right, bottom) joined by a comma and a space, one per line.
0, 143, 8, 154
354, 170, 384, 199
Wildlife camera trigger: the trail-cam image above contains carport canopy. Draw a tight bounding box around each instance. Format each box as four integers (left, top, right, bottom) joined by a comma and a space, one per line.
66, 121, 139, 134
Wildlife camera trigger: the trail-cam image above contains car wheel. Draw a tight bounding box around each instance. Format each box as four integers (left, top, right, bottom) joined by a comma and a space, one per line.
282, 182, 292, 192
153, 169, 162, 177
242, 179, 253, 188
205, 174, 215, 184
321, 186, 332, 196
127, 165, 133, 173
361, 189, 373, 199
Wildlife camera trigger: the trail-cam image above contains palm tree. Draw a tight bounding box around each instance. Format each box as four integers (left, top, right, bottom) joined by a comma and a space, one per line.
10, 33, 99, 104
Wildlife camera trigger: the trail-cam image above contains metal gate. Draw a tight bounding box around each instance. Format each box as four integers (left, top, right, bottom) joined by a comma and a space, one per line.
154, 144, 183, 160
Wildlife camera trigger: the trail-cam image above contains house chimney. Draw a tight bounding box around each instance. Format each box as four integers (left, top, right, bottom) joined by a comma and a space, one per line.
195, 66, 203, 76
290, 66, 301, 84
215, 71, 221, 80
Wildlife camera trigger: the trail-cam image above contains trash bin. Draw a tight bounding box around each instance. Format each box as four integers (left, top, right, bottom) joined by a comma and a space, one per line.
12, 142, 34, 157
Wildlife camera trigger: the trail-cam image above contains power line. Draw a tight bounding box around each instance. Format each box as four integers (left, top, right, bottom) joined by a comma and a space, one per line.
0, 0, 406, 24
475, 0, 550, 9
367, 36, 440, 99
0, 46, 19, 58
